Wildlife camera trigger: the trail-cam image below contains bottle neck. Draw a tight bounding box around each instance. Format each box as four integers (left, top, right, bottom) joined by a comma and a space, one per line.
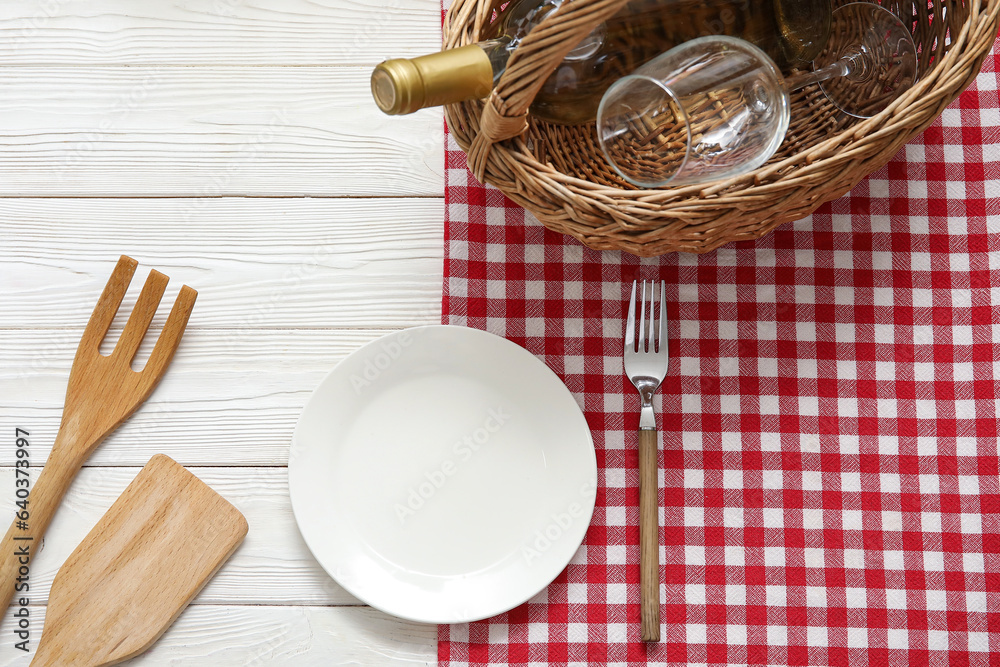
371, 43, 502, 115
477, 38, 515, 84
370, 0, 567, 115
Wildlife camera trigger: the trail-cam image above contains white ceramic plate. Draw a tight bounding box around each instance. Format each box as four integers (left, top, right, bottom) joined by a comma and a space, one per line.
289, 325, 596, 623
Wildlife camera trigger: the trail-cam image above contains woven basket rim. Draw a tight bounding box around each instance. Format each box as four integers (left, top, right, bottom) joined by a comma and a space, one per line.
443, 0, 1000, 255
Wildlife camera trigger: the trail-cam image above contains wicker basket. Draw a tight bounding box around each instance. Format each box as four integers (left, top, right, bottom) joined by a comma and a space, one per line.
443, 0, 1000, 256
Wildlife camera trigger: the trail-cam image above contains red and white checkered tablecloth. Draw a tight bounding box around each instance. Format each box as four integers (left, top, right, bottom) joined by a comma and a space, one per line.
437, 41, 1000, 667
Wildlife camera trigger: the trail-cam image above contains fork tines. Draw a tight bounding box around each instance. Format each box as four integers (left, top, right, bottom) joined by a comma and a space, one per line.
81, 255, 197, 374
626, 279, 666, 354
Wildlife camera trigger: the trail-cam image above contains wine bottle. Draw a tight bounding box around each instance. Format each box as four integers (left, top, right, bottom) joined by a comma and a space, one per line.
371, 0, 831, 125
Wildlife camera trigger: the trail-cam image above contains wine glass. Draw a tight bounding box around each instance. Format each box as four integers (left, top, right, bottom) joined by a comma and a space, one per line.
597, 35, 789, 188
799, 2, 919, 119
597, 2, 918, 188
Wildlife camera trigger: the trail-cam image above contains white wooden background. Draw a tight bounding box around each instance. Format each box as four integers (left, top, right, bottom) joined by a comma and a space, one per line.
0, 1, 445, 663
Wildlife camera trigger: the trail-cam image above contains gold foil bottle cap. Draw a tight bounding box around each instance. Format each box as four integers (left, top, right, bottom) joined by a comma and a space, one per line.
372, 59, 421, 115
371, 45, 495, 116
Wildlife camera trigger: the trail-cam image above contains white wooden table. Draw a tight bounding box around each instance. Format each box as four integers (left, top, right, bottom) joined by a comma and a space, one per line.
0, 1, 444, 663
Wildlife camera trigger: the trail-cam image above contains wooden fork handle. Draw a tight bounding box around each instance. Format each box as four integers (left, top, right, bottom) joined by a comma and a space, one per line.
0, 448, 81, 612
639, 428, 661, 642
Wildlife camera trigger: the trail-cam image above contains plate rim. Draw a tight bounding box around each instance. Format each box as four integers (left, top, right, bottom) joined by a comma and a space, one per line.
288, 324, 597, 623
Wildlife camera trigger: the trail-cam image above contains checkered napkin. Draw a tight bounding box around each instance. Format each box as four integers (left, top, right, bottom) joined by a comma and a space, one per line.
438, 44, 1000, 666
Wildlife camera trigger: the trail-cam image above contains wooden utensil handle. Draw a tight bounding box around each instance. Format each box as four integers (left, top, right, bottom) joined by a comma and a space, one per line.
639, 427, 660, 642
0, 447, 81, 612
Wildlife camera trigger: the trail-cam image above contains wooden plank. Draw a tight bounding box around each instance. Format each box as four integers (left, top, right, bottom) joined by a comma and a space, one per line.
0, 198, 444, 330
0, 467, 364, 605
0, 0, 441, 65
0, 605, 437, 665
0, 0, 452, 661
0, 67, 445, 196
0, 329, 402, 466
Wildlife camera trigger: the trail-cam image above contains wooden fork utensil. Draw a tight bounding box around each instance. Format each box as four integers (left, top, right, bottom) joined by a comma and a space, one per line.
0, 256, 197, 611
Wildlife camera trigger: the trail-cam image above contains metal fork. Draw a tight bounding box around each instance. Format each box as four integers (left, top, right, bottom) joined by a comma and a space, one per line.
0, 255, 197, 611
624, 279, 668, 642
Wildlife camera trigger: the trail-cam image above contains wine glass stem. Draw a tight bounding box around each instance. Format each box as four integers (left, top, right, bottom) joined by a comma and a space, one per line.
784, 50, 865, 92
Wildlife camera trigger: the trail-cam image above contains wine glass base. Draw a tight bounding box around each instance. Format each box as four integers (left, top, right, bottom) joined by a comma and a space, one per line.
814, 3, 918, 119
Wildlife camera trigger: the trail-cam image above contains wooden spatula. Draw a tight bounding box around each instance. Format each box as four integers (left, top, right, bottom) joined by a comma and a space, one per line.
30, 454, 248, 667
0, 256, 197, 611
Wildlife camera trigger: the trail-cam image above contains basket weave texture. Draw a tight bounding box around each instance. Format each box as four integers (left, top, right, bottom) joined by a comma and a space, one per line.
443, 0, 1000, 256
